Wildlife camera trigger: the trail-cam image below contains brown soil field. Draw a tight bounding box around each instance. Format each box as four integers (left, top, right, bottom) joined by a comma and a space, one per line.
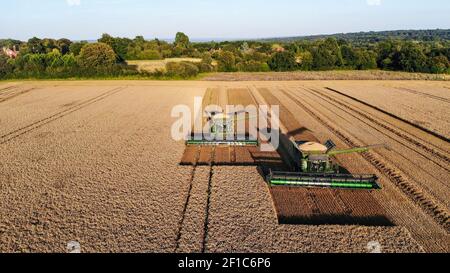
0, 80, 448, 253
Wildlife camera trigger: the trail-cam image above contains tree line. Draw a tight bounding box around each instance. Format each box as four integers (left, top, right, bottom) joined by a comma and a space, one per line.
1, 31, 449, 79
261, 29, 450, 44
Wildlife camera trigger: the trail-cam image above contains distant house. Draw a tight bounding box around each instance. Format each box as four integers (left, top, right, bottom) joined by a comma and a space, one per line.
2, 46, 18, 58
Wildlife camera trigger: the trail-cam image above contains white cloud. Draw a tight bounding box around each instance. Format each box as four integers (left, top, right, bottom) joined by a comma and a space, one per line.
66, 0, 81, 6
366, 0, 382, 6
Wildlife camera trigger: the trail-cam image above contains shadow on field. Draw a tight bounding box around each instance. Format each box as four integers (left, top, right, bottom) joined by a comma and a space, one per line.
278, 214, 394, 227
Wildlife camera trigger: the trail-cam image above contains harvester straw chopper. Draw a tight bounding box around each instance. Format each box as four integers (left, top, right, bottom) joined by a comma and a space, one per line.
268, 139, 385, 190
186, 109, 258, 146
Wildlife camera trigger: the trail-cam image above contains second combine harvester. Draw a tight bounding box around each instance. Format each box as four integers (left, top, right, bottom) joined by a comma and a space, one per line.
268, 138, 384, 190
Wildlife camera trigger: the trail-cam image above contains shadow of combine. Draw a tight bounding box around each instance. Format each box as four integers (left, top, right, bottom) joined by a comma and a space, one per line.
279, 214, 394, 227
287, 127, 310, 137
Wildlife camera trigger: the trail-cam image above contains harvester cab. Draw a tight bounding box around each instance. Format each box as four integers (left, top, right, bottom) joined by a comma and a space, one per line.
186, 110, 258, 146
206, 111, 234, 136
269, 139, 385, 190
296, 141, 336, 173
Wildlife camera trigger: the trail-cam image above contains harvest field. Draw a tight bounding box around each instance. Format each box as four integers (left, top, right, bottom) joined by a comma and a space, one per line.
0, 80, 449, 253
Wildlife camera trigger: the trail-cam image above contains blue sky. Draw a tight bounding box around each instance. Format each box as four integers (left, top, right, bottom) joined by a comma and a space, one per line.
2, 0, 450, 40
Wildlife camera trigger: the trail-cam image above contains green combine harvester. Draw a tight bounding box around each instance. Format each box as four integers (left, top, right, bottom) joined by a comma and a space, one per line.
268, 140, 383, 190
186, 110, 258, 146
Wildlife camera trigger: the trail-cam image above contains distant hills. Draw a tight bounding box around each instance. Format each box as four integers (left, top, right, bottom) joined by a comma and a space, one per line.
258, 29, 450, 43
2, 29, 449, 45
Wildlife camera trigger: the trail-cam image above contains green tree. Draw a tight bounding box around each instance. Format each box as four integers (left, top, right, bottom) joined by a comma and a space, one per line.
126, 45, 141, 60
77, 43, 117, 70
322, 38, 344, 67
196, 52, 214, 73
42, 39, 58, 53
69, 41, 88, 56
138, 49, 162, 60
296, 51, 313, 70
175, 32, 190, 49
56, 39, 72, 55
399, 42, 428, 72
244, 51, 269, 63
429, 55, 449, 74
25, 54, 47, 72
201, 52, 213, 65
197, 62, 215, 73
354, 50, 377, 70
268, 51, 297, 71
61, 53, 77, 68
312, 44, 336, 70
217, 51, 236, 72
172, 46, 184, 57
340, 45, 357, 68
284, 43, 300, 54
46, 49, 64, 68
98, 33, 115, 46
0, 54, 13, 78
222, 43, 240, 55
98, 34, 130, 62
160, 50, 172, 58
377, 40, 401, 70
134, 36, 146, 46
166, 61, 199, 78
236, 60, 270, 72
113, 37, 132, 61
27, 37, 46, 54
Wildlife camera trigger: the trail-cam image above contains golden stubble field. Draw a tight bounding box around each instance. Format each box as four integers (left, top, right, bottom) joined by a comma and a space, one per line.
0, 80, 448, 253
